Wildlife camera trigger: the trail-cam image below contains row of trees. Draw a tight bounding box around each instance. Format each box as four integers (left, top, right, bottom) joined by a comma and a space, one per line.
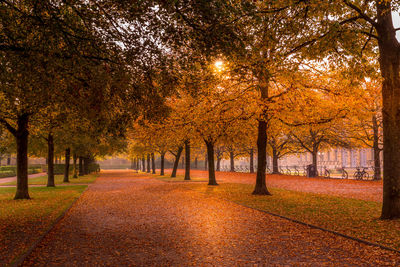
128, 0, 398, 219
0, 1, 173, 199
128, 64, 382, 180
1, 1, 399, 221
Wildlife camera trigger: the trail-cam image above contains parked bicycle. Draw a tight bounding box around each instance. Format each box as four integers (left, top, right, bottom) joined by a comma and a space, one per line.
323, 166, 330, 178
341, 167, 348, 179
353, 167, 369, 180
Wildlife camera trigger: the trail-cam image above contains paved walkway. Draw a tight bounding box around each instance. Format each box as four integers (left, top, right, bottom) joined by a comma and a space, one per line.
0, 173, 46, 184
23, 170, 399, 266
168, 169, 383, 202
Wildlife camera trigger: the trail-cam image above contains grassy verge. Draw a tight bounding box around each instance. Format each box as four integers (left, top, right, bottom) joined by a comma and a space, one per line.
154, 173, 207, 182
1, 174, 98, 186
183, 182, 400, 250
0, 185, 87, 266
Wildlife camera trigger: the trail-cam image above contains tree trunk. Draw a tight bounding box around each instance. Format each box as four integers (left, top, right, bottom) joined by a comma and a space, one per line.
230, 151, 235, 172
204, 153, 208, 170
83, 157, 89, 175
146, 154, 150, 173
253, 76, 271, 195
171, 146, 183, 178
216, 156, 221, 171
151, 153, 156, 174
78, 156, 84, 176
160, 153, 165, 175
14, 114, 30, 199
272, 148, 279, 174
311, 150, 318, 177
194, 157, 198, 169
377, 1, 400, 219
142, 156, 145, 172
205, 140, 218, 185
63, 148, 70, 183
73, 153, 78, 178
249, 149, 254, 173
47, 133, 55, 187
184, 141, 191, 180
7, 156, 11, 165
372, 115, 382, 180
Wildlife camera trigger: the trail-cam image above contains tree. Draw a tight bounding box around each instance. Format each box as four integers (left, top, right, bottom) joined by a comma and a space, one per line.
346, 79, 383, 180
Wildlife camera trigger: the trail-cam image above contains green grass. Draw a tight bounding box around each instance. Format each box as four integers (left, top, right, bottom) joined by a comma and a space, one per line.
0, 185, 87, 266
153, 173, 207, 182
1, 174, 98, 186
183, 182, 400, 250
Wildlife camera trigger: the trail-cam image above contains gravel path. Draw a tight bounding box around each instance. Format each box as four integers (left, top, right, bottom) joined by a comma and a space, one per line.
24, 170, 399, 266
168, 169, 383, 202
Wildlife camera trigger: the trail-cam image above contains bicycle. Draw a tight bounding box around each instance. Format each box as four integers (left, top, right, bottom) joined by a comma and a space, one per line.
323, 166, 330, 178
341, 167, 348, 179
353, 167, 369, 180
303, 166, 308, 176
266, 166, 271, 174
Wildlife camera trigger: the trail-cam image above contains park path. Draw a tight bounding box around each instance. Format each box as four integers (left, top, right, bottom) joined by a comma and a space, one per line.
23, 170, 399, 266
0, 173, 46, 184
169, 169, 383, 202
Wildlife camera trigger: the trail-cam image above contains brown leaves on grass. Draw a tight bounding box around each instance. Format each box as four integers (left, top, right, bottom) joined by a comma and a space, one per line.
0, 186, 86, 266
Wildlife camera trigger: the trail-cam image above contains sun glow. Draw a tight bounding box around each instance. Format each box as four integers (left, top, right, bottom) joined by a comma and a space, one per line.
214, 60, 224, 71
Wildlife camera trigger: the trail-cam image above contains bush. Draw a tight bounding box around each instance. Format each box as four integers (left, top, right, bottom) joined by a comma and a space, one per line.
0, 165, 41, 178
41, 164, 70, 175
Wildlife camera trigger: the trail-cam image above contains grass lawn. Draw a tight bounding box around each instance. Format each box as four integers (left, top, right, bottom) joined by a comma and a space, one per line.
0, 185, 87, 266
183, 182, 400, 250
153, 173, 207, 182
1, 174, 98, 186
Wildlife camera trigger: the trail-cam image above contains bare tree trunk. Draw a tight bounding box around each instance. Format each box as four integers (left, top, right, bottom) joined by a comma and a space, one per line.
7, 155, 11, 166
216, 156, 221, 171
151, 153, 156, 174
47, 133, 55, 187
78, 156, 84, 176
204, 153, 208, 170
63, 148, 70, 183
142, 156, 145, 172
249, 149, 254, 173
184, 141, 191, 180
310, 149, 318, 177
372, 115, 382, 180
194, 157, 198, 169
230, 151, 235, 172
73, 153, 78, 178
14, 114, 30, 199
205, 140, 218, 185
272, 148, 279, 174
145, 154, 150, 173
374, 1, 400, 219
253, 76, 271, 195
171, 146, 183, 178
160, 153, 165, 175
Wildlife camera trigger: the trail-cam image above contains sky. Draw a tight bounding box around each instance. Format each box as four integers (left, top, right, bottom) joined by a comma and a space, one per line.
393, 11, 400, 41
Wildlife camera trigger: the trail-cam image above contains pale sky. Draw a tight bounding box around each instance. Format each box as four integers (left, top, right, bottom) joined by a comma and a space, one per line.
393, 11, 400, 41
